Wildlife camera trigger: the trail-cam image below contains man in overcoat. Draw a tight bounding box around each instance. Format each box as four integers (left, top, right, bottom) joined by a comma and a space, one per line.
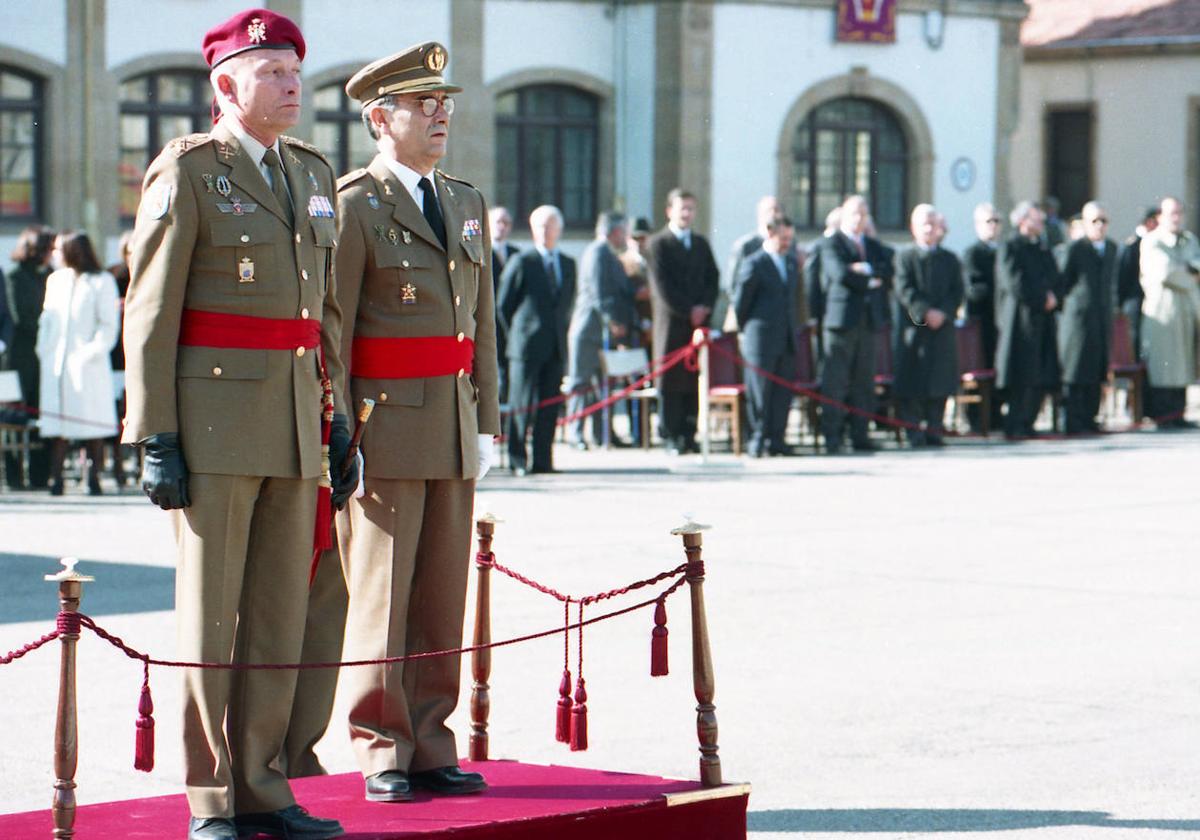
962, 203, 1002, 432
645, 188, 719, 454
1056, 201, 1117, 433
995, 201, 1059, 438
819, 194, 893, 453
566, 211, 636, 448
732, 215, 797, 456
892, 205, 964, 447
332, 42, 499, 802
121, 9, 356, 839
498, 205, 575, 473
1139, 196, 1200, 427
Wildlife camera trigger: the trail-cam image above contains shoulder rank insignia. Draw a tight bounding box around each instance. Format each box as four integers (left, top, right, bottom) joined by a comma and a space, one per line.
165, 133, 212, 158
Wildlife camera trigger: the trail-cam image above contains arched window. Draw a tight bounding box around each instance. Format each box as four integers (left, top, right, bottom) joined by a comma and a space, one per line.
0, 65, 45, 221
495, 84, 599, 229
313, 82, 375, 178
790, 97, 908, 231
119, 70, 210, 218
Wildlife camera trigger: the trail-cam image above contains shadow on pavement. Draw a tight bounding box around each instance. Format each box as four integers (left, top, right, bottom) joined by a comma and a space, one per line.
747, 808, 1200, 832
0, 553, 173, 624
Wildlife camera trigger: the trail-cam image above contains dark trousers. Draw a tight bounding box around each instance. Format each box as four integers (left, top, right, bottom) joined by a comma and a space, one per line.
821, 323, 875, 445
1148, 386, 1187, 423
1004, 387, 1039, 436
744, 349, 795, 454
1063, 383, 1101, 433
899, 396, 948, 444
507, 354, 563, 471
660, 383, 699, 449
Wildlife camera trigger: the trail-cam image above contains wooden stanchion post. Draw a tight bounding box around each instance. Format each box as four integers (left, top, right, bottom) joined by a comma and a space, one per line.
469, 514, 501, 761
693, 328, 711, 465
672, 519, 721, 787
45, 558, 94, 839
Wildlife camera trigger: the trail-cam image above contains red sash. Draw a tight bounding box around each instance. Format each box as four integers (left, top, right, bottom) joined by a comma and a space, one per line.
351, 335, 475, 379
178, 309, 334, 582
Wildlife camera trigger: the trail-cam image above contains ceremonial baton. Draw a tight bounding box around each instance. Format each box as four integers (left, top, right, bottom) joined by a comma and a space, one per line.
343, 398, 375, 478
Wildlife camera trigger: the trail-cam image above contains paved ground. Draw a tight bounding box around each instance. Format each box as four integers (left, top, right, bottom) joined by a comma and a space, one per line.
1, 427, 1199, 838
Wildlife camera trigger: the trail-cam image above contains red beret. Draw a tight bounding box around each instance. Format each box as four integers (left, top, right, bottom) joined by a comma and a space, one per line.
202, 8, 305, 68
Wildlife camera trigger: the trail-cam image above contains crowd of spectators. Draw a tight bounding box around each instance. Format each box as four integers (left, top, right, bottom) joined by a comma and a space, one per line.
490, 191, 1200, 467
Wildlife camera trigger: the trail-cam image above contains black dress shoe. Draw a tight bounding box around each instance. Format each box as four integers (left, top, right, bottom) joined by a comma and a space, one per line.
409, 765, 488, 795
365, 770, 414, 803
851, 439, 878, 453
189, 816, 237, 840
233, 804, 343, 839
529, 465, 559, 474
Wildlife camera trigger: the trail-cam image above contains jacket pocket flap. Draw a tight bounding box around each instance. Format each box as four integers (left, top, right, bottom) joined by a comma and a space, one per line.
353, 376, 424, 407
375, 245, 432, 270
311, 218, 337, 247
178, 346, 268, 380
460, 237, 485, 264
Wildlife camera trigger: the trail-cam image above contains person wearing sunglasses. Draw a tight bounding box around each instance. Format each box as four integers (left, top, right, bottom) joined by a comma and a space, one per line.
1056, 201, 1118, 434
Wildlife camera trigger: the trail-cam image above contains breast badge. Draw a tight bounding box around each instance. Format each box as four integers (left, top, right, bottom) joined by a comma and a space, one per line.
215, 175, 232, 197
217, 197, 258, 215
374, 224, 387, 242
402, 230, 412, 244
367, 193, 380, 210
388, 228, 399, 245
401, 282, 418, 305
239, 257, 256, 284
201, 174, 215, 193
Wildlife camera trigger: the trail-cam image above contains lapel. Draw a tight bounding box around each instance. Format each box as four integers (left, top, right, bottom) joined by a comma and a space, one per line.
439, 171, 460, 259
210, 122, 288, 226
368, 155, 443, 251
280, 139, 316, 232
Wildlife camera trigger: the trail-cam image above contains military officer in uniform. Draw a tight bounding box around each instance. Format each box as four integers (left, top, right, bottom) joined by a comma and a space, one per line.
333, 43, 499, 803
121, 9, 357, 840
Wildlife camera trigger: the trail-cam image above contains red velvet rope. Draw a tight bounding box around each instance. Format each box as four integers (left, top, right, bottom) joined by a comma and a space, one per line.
0, 630, 60, 665
489, 559, 689, 606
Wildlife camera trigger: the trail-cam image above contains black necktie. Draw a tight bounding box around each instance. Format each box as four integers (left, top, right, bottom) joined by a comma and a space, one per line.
262, 148, 294, 228
544, 253, 560, 298
418, 177, 447, 250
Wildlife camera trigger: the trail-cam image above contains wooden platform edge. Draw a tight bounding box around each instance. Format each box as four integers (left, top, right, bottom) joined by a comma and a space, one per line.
662, 782, 752, 807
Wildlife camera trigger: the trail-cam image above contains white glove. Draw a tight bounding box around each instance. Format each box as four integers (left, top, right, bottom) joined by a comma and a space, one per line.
477, 434, 495, 481
353, 451, 365, 499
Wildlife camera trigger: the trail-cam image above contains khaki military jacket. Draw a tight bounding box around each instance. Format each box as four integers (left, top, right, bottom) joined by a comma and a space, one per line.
122, 120, 346, 479
335, 154, 499, 480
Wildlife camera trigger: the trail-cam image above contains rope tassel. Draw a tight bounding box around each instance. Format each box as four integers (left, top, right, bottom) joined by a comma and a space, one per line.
650, 598, 669, 676
555, 668, 573, 743
569, 676, 588, 751
134, 664, 155, 772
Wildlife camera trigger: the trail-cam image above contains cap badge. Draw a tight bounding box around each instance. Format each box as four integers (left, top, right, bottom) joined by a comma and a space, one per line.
425, 46, 447, 73
401, 282, 418, 305
239, 257, 256, 283
247, 18, 267, 44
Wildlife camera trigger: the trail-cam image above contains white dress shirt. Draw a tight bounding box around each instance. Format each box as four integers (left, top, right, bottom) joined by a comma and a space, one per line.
381, 156, 437, 213
222, 116, 286, 192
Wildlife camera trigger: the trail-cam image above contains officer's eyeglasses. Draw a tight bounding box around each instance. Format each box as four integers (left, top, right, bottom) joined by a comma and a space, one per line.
416, 96, 454, 117
1090, 217, 1109, 225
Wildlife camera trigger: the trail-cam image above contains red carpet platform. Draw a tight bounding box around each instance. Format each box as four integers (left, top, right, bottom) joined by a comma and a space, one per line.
0, 760, 749, 839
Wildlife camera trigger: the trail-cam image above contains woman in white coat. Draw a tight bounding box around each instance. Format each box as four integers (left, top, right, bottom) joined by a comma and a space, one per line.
36, 231, 119, 495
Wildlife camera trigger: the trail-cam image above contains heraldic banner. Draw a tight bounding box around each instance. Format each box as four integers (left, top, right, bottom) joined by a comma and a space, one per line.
835, 0, 897, 43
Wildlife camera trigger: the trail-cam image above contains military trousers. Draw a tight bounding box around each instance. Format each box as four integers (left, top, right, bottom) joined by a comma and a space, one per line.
173, 472, 316, 818
340, 477, 475, 776
282, 536, 349, 779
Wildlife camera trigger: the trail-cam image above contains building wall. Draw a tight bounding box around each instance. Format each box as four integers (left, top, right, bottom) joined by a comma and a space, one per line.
1010, 52, 1200, 238
710, 5, 1000, 261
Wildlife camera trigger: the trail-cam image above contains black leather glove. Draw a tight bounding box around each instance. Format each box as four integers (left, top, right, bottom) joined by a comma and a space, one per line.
329, 413, 358, 509
140, 433, 190, 510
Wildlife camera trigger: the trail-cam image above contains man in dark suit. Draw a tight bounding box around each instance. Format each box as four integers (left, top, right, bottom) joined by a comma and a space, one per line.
893, 205, 964, 447
646, 188, 719, 454
996, 201, 1059, 438
733, 216, 797, 456
802, 207, 841, 364
722, 195, 781, 332
498, 204, 575, 474
1117, 205, 1159, 361
1057, 201, 1118, 433
962, 202, 1003, 432
819, 194, 893, 454
489, 206, 520, 402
